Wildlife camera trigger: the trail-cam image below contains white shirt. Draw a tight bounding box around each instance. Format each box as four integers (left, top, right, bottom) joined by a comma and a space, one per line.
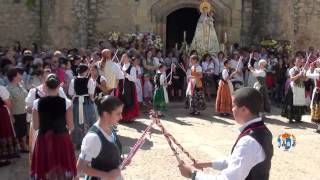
195, 118, 266, 180
213, 58, 224, 75
202, 61, 215, 74
114, 63, 125, 80
229, 59, 244, 82
68, 76, 95, 96
122, 63, 137, 82
251, 69, 266, 78
0, 85, 10, 100
98, 60, 124, 88
153, 57, 164, 66
307, 68, 320, 80
222, 69, 230, 81
33, 98, 72, 111
79, 123, 115, 162
25, 86, 67, 109
289, 66, 302, 78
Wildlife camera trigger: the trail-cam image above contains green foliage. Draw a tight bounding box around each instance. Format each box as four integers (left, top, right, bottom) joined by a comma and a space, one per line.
25, 0, 36, 9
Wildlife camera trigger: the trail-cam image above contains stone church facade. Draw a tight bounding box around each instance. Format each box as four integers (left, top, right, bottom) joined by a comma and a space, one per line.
0, 0, 320, 51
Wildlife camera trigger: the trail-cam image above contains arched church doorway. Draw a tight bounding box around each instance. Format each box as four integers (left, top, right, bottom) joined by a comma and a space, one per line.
166, 8, 200, 51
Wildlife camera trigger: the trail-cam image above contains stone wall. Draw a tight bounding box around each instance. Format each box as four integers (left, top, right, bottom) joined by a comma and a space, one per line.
0, 0, 40, 48
2, 0, 320, 51
291, 0, 320, 50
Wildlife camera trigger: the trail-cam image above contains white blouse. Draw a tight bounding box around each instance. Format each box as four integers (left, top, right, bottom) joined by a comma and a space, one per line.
33, 98, 72, 111
0, 85, 10, 101
251, 69, 266, 77
25, 86, 67, 109
79, 123, 115, 162
68, 76, 95, 96
122, 63, 137, 82
222, 69, 230, 81
202, 61, 215, 74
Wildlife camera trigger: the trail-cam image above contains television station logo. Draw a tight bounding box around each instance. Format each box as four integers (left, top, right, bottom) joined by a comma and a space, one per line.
277, 132, 296, 151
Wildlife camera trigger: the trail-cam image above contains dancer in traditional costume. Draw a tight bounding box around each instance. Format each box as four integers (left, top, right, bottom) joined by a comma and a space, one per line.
31, 74, 76, 179
246, 51, 259, 87
77, 96, 126, 180
186, 55, 206, 115
248, 59, 271, 113
282, 58, 307, 123
306, 62, 320, 133
215, 59, 236, 116
153, 64, 169, 116
26, 69, 67, 163
116, 54, 139, 122
179, 88, 273, 180
0, 85, 18, 167
69, 63, 96, 148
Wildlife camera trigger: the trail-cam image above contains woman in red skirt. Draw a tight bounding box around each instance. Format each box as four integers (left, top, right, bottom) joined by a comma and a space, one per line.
0, 85, 19, 166
31, 74, 76, 179
116, 53, 140, 122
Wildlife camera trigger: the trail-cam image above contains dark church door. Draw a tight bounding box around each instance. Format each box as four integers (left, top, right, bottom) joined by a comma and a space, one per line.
166, 8, 200, 52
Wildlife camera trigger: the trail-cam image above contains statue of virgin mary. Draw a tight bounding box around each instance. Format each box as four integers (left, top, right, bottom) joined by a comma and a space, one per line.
191, 1, 220, 56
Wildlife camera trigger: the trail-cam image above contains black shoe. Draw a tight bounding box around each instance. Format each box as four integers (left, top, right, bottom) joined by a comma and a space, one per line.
288, 119, 294, 124
0, 160, 11, 167
20, 149, 29, 154
295, 120, 302, 123
8, 153, 20, 159
194, 111, 200, 116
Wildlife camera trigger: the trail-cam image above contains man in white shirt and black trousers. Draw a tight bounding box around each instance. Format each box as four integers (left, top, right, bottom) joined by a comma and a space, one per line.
179, 87, 273, 180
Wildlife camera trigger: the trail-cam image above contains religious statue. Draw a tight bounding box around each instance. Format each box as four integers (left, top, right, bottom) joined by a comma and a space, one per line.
190, 0, 220, 56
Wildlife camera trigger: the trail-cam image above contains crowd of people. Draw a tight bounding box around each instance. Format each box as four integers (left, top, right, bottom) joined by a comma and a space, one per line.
0, 38, 319, 179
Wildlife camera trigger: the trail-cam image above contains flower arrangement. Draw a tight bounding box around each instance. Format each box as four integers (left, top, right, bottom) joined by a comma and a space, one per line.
107, 32, 164, 51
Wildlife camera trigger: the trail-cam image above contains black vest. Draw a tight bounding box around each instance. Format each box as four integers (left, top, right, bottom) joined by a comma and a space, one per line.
88, 125, 122, 180
118, 65, 135, 110
154, 72, 162, 89
94, 75, 102, 96
74, 77, 89, 95
231, 120, 273, 180
0, 96, 4, 106
37, 96, 68, 135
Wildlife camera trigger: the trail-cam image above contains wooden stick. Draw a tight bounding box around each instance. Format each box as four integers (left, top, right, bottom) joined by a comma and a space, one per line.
111, 49, 119, 62
120, 119, 156, 169
303, 53, 312, 70
151, 114, 196, 165
178, 63, 187, 74
236, 56, 243, 71
248, 53, 253, 67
